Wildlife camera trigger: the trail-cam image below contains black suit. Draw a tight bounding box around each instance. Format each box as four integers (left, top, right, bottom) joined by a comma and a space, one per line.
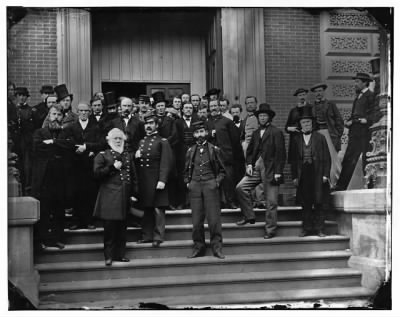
110, 116, 145, 154
32, 101, 49, 130
336, 89, 382, 190
64, 120, 105, 227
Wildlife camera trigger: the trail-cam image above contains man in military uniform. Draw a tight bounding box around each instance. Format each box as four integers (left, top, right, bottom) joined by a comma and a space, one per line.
32, 85, 54, 130
184, 121, 226, 259
135, 111, 173, 248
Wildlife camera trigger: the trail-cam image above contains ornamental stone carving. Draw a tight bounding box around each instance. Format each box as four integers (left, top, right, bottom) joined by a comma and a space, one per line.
331, 60, 372, 74
330, 36, 369, 51
329, 12, 376, 28
332, 84, 355, 98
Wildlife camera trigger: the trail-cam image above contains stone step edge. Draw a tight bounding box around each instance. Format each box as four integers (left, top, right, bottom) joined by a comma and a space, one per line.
40, 268, 361, 292
64, 220, 338, 233
39, 286, 374, 309
167, 206, 302, 215
36, 250, 352, 272
37, 235, 350, 253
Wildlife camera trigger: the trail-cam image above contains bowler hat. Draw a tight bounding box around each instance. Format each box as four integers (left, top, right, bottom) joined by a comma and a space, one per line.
15, 87, 30, 97
310, 83, 328, 92
40, 85, 54, 94
352, 73, 372, 82
293, 88, 308, 96
152, 91, 167, 105
192, 121, 206, 132
104, 91, 117, 108
298, 106, 314, 121
54, 84, 73, 102
205, 88, 221, 97
255, 103, 275, 119
138, 94, 150, 103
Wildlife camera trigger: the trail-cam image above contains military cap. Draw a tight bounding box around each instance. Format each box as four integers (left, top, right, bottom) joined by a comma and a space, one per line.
138, 94, 150, 103
293, 88, 308, 96
40, 85, 54, 94
15, 87, 30, 96
192, 121, 206, 132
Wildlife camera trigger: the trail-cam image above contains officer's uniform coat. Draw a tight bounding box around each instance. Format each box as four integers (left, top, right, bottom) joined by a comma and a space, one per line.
137, 133, 173, 208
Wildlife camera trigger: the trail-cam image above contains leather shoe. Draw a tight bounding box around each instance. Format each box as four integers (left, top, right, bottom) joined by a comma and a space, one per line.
187, 249, 205, 258
152, 240, 162, 248
317, 231, 326, 237
236, 218, 256, 226
105, 258, 112, 266
87, 224, 96, 230
214, 251, 225, 259
137, 239, 152, 244
299, 230, 309, 237
114, 257, 130, 262
69, 224, 79, 230
263, 233, 275, 239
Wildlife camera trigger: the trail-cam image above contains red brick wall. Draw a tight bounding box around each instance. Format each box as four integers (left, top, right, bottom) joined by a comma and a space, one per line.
264, 8, 321, 183
7, 8, 58, 106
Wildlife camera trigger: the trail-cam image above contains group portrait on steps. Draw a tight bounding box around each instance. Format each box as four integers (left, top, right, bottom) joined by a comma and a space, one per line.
7, 73, 382, 266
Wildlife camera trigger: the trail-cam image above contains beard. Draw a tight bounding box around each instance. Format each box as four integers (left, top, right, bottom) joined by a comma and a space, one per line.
195, 136, 206, 144
108, 140, 124, 153
48, 120, 62, 131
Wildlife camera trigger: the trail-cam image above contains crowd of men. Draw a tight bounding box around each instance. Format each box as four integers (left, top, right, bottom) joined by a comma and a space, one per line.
7, 73, 382, 264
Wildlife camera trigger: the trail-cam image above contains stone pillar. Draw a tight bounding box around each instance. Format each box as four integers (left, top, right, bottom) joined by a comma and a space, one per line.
332, 188, 391, 291
8, 197, 40, 308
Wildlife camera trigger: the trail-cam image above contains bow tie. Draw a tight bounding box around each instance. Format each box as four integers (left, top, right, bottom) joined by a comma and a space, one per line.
303, 131, 311, 135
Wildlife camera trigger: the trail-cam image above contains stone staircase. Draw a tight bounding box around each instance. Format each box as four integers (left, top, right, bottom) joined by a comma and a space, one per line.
35, 207, 374, 309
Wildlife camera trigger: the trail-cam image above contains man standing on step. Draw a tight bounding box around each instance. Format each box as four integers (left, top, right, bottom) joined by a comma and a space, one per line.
290, 107, 331, 237
136, 111, 173, 248
236, 103, 286, 240
184, 121, 226, 259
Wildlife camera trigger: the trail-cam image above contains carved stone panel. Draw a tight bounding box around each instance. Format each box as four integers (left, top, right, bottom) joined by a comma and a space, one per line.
329, 12, 377, 28
325, 57, 372, 78
331, 81, 356, 101
327, 33, 372, 54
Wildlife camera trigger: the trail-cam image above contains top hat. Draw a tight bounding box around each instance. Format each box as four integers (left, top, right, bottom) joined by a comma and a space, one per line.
370, 58, 380, 75
255, 103, 276, 119
293, 88, 308, 96
298, 106, 314, 121
310, 83, 328, 92
143, 109, 157, 122
352, 73, 373, 82
205, 88, 221, 97
54, 84, 73, 102
138, 94, 150, 103
104, 91, 117, 108
15, 87, 30, 96
152, 91, 167, 105
192, 121, 206, 132
40, 85, 54, 94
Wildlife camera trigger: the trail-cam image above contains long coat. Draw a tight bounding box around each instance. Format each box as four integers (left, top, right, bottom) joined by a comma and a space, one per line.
312, 100, 344, 151
246, 124, 286, 182
290, 132, 331, 204
137, 133, 173, 208
31, 127, 74, 199
32, 101, 49, 130
93, 149, 138, 220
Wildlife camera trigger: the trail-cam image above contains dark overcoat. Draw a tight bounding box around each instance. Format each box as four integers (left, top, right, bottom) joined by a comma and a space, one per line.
137, 133, 173, 208
31, 127, 74, 199
290, 132, 331, 204
32, 102, 49, 130
246, 124, 286, 182
93, 149, 138, 220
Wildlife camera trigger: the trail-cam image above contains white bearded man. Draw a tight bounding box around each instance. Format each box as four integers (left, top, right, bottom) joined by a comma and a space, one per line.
93, 128, 138, 266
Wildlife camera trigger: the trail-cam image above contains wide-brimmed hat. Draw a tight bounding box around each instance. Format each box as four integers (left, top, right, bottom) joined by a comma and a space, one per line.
255, 103, 275, 119
40, 85, 54, 94
104, 91, 117, 108
352, 73, 373, 82
298, 106, 314, 121
54, 84, 73, 102
152, 91, 167, 105
15, 87, 30, 96
205, 88, 221, 97
293, 88, 308, 96
310, 83, 328, 92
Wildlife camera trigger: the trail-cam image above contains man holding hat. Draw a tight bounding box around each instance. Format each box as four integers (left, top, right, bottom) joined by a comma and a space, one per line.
53, 84, 78, 129
310, 83, 344, 186
135, 110, 173, 248
33, 85, 54, 130
236, 103, 286, 239
335, 73, 382, 191
12, 87, 35, 194
184, 121, 226, 259
290, 107, 331, 237
285, 88, 313, 164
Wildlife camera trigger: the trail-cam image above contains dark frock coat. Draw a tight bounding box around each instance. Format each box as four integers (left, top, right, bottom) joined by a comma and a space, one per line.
32, 101, 49, 130
246, 124, 286, 182
137, 133, 173, 208
93, 149, 138, 220
290, 132, 331, 204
